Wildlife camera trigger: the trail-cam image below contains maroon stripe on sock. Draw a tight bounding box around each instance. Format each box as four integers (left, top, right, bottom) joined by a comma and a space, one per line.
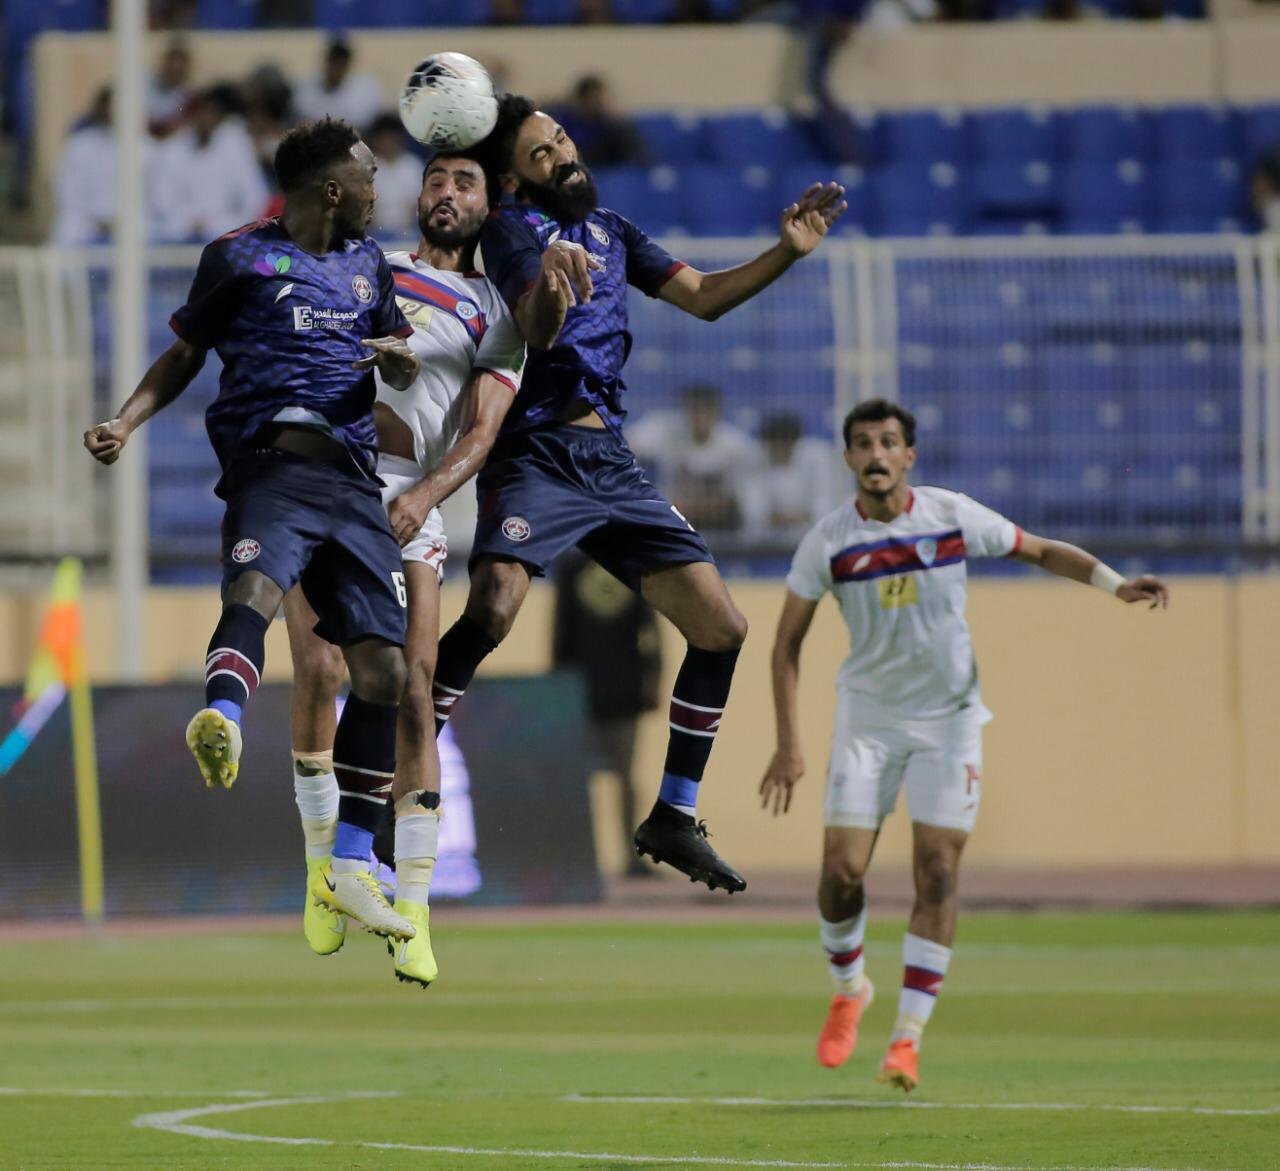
669, 698, 723, 735
333, 763, 392, 798
826, 945, 864, 968
903, 965, 944, 997
205, 650, 259, 698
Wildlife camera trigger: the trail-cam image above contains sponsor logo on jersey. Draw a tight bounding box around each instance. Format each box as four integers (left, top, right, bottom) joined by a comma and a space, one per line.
254, 252, 291, 276
587, 252, 607, 271
588, 222, 610, 247
273, 282, 295, 304
501, 516, 532, 542
293, 306, 359, 331
231, 538, 261, 564
916, 537, 938, 567
351, 274, 374, 304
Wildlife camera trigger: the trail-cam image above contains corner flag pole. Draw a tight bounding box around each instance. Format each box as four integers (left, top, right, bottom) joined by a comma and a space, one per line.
69, 630, 104, 926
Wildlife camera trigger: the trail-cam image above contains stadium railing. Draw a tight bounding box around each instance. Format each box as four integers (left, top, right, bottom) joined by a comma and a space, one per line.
3, 234, 1280, 579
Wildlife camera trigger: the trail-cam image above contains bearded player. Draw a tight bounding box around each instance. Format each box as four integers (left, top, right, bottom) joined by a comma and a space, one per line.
285, 150, 525, 985
759, 398, 1169, 1092
427, 94, 846, 893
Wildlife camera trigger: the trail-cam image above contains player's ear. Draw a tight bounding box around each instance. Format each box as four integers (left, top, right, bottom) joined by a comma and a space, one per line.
904, 445, 917, 470
323, 177, 341, 207
842, 446, 858, 474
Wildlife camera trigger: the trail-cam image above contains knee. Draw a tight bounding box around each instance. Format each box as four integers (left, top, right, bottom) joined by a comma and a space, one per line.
820, 853, 867, 903
294, 643, 346, 701
351, 651, 407, 707
466, 570, 524, 643
224, 572, 280, 619
697, 604, 748, 654
914, 851, 959, 907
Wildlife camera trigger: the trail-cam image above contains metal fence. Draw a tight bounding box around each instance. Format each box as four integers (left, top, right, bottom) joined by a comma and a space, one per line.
3, 235, 1279, 580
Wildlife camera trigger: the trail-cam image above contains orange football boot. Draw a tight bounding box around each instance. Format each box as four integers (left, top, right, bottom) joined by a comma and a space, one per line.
816, 977, 874, 1069
877, 1037, 920, 1092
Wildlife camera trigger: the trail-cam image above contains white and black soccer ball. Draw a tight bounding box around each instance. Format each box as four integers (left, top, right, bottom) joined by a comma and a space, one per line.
399, 52, 498, 151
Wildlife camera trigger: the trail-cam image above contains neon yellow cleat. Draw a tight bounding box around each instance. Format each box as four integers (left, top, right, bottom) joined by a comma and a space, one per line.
312, 863, 415, 940
184, 708, 242, 789
390, 899, 437, 988
303, 858, 346, 956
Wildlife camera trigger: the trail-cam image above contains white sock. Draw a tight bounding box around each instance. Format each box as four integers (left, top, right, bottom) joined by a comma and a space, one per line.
394, 793, 440, 907
820, 909, 867, 997
292, 762, 338, 860
892, 932, 952, 1046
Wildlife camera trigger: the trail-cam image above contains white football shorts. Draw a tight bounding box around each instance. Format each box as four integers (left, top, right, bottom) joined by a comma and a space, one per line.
377, 454, 447, 581
823, 703, 987, 834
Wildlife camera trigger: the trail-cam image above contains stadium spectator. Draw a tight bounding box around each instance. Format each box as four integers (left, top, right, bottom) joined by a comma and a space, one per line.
149, 0, 198, 28
550, 76, 651, 170
365, 113, 425, 242
628, 384, 762, 534
489, 0, 527, 23
242, 63, 295, 207
146, 38, 194, 139
553, 550, 663, 879
578, 0, 616, 22
743, 412, 835, 543
53, 87, 124, 245
1250, 147, 1280, 233
294, 38, 386, 130
148, 84, 269, 243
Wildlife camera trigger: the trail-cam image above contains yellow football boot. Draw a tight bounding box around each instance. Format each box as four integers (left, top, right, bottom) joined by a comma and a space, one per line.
184, 708, 242, 789
390, 900, 437, 988
304, 858, 346, 955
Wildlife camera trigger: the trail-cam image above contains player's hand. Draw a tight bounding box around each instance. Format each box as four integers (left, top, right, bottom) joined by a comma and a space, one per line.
83, 417, 130, 465
541, 240, 602, 305
780, 182, 847, 257
536, 265, 578, 316
1117, 574, 1170, 610
759, 745, 805, 816
388, 485, 432, 548
354, 336, 418, 389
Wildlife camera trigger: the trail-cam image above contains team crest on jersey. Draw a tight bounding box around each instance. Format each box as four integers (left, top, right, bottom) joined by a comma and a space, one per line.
351, 274, 374, 304
231, 538, 261, 564
501, 516, 532, 542
588, 222, 610, 247
456, 301, 478, 321
916, 537, 938, 567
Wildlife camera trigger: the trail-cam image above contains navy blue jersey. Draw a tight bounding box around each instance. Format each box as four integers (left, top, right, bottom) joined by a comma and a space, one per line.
476, 205, 684, 437
170, 217, 412, 485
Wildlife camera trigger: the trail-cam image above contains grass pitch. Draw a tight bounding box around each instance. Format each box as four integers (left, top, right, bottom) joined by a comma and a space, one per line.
0, 910, 1275, 1170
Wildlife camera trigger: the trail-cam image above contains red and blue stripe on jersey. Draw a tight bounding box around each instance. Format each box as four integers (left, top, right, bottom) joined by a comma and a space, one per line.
392, 269, 487, 345
830, 530, 966, 584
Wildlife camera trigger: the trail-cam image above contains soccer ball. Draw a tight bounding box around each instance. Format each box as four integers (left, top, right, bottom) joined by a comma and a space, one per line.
399, 52, 498, 151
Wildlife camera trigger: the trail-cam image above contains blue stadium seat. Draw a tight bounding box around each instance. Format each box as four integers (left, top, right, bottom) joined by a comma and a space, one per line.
632, 112, 707, 164
970, 161, 1058, 232
846, 109, 890, 167
871, 163, 971, 237
595, 166, 648, 221
703, 110, 823, 166
684, 164, 779, 235
392, 0, 492, 23
1060, 160, 1153, 234
311, 0, 363, 29
1037, 346, 1131, 396
972, 107, 1062, 163
1062, 107, 1154, 163
1153, 105, 1243, 161
612, 0, 676, 18
605, 165, 689, 235
523, 0, 580, 23
1152, 158, 1247, 232
881, 110, 972, 166
1243, 104, 1280, 164
195, 0, 258, 28
1130, 341, 1239, 396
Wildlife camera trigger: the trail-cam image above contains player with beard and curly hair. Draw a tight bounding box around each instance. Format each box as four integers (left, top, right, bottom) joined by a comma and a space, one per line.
281, 149, 525, 984
427, 94, 846, 894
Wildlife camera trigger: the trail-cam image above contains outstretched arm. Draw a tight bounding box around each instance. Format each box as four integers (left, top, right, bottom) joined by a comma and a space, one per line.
759, 590, 821, 816
83, 337, 207, 464
659, 182, 847, 322
385, 371, 513, 547
1013, 532, 1170, 609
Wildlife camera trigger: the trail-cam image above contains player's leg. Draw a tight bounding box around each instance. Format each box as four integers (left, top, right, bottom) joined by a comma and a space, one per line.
816, 716, 902, 1069
389, 558, 445, 987
431, 556, 530, 735
631, 560, 749, 892
282, 585, 348, 955
878, 715, 981, 1092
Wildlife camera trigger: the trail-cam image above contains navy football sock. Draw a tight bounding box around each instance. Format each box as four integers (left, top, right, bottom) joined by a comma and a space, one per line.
204, 604, 269, 726
333, 694, 398, 861
432, 615, 498, 736
658, 646, 741, 816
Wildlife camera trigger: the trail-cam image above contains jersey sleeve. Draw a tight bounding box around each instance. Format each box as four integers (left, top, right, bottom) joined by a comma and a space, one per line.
785, 521, 833, 600
370, 250, 413, 339
169, 242, 238, 348
618, 215, 686, 297
954, 492, 1022, 558
473, 292, 526, 394
477, 213, 544, 313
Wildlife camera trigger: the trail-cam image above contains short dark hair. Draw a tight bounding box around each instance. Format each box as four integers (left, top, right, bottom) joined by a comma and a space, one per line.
841, 398, 917, 448
760, 412, 803, 444
681, 382, 722, 408
473, 93, 537, 179
274, 117, 361, 193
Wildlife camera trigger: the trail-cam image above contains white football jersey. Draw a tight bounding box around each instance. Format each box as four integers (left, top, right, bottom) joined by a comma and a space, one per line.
786, 486, 1021, 723
374, 251, 525, 472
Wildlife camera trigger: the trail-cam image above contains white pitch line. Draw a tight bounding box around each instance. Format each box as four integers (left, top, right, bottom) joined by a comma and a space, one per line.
127, 1094, 1215, 1171
563, 1093, 1280, 1118
0, 1087, 272, 1099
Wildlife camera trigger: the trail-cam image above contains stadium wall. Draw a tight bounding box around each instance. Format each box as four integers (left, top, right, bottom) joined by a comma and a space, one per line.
0, 577, 1274, 871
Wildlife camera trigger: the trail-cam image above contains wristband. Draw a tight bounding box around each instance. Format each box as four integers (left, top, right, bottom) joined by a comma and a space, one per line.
1090, 563, 1125, 596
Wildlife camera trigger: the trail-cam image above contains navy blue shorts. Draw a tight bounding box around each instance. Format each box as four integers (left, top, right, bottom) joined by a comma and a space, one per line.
472, 424, 714, 590
220, 449, 407, 647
